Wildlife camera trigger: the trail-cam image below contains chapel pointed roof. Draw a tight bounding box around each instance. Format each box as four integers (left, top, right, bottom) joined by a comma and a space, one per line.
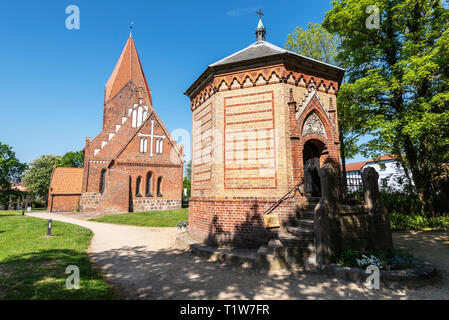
105, 35, 152, 104
185, 18, 345, 98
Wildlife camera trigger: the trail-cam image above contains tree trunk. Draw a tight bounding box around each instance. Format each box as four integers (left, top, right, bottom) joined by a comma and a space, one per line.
402, 135, 435, 216
339, 118, 347, 200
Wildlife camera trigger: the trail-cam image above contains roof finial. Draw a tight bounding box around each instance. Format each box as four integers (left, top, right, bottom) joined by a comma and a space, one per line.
255, 9, 266, 42
129, 21, 134, 38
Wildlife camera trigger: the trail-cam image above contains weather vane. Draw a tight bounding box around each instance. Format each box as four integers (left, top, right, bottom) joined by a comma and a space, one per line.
129, 21, 134, 37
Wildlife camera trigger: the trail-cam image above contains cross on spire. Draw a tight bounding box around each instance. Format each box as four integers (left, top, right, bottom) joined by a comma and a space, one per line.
129, 21, 134, 37
255, 10, 266, 41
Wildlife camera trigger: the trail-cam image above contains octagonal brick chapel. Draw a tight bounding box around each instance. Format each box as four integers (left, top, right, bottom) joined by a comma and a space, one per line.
185, 19, 345, 248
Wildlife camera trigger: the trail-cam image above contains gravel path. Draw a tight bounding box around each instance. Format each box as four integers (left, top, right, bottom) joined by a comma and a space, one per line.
28, 212, 449, 300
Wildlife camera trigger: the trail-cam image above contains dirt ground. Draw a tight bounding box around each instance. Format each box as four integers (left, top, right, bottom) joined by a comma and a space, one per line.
28, 212, 449, 299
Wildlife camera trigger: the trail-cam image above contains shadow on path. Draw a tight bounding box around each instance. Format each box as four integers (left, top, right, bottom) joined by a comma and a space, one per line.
90, 231, 449, 300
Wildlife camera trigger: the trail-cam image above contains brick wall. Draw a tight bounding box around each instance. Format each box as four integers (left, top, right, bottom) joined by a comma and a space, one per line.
97, 168, 130, 213
50, 194, 81, 212
103, 81, 138, 130
188, 196, 294, 248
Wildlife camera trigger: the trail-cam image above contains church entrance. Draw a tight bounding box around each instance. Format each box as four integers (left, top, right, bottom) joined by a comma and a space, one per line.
303, 140, 325, 198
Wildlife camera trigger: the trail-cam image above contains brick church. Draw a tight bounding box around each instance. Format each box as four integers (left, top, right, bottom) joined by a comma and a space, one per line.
48, 34, 184, 213
185, 17, 345, 248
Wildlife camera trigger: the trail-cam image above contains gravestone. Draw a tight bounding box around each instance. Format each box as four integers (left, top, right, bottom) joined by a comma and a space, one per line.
362, 167, 393, 249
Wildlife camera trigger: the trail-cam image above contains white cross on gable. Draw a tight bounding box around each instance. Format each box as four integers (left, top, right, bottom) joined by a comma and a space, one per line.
138, 120, 166, 156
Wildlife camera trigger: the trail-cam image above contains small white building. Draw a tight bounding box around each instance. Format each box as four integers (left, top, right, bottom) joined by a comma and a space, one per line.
2, 183, 35, 210
346, 155, 411, 191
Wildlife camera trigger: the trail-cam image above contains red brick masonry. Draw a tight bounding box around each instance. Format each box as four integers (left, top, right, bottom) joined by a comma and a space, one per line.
188, 197, 294, 248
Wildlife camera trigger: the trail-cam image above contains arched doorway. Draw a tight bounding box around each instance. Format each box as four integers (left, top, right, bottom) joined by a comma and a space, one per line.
303, 140, 325, 197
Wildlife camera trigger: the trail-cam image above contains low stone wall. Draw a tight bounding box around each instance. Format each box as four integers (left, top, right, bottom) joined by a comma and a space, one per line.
132, 198, 181, 212
323, 258, 436, 282
339, 205, 371, 250
79, 192, 101, 211
314, 165, 394, 265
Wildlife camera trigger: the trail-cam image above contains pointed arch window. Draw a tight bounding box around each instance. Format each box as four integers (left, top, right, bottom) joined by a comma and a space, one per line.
100, 169, 107, 194
157, 177, 163, 197
146, 172, 153, 197
132, 109, 137, 127
137, 106, 143, 127
136, 176, 142, 197
139, 138, 148, 153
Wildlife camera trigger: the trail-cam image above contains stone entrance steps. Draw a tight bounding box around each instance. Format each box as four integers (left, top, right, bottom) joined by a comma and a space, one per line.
176, 198, 320, 272
258, 197, 320, 270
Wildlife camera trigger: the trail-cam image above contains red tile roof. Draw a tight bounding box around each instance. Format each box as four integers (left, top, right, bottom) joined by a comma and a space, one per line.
49, 167, 84, 194
3, 183, 30, 192
345, 154, 398, 172
345, 161, 367, 172
371, 154, 396, 162
105, 36, 152, 104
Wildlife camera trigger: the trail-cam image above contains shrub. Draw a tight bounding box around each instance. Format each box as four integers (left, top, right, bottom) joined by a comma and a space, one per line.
334, 247, 414, 270
390, 212, 449, 231
380, 190, 420, 215
335, 248, 359, 267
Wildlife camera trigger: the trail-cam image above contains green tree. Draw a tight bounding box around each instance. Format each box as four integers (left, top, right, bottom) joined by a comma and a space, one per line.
183, 161, 191, 200
185, 160, 191, 181
285, 22, 338, 64
323, 0, 449, 215
60, 150, 84, 168
285, 22, 358, 193
22, 155, 61, 202
0, 143, 27, 206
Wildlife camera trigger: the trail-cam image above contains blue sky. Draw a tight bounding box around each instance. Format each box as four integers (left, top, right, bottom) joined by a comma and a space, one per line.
0, 0, 368, 164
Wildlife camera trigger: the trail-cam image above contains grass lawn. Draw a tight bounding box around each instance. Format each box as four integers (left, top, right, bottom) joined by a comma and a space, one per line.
89, 208, 188, 227
0, 211, 115, 300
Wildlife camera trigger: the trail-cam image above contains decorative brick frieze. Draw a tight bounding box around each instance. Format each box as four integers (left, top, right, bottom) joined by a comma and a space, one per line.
190, 65, 339, 110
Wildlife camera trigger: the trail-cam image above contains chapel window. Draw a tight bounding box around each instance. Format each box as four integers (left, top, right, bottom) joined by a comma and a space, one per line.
136, 176, 142, 197
146, 172, 153, 197
100, 169, 107, 194
157, 177, 163, 197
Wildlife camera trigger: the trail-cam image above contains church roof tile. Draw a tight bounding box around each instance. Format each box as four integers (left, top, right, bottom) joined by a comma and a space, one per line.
49, 167, 84, 194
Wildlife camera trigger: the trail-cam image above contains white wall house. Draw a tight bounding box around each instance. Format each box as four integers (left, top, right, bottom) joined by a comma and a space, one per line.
346, 155, 412, 192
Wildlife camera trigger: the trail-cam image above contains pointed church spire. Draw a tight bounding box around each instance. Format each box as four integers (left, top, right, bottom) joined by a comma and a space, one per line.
255, 9, 266, 42
105, 35, 152, 105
